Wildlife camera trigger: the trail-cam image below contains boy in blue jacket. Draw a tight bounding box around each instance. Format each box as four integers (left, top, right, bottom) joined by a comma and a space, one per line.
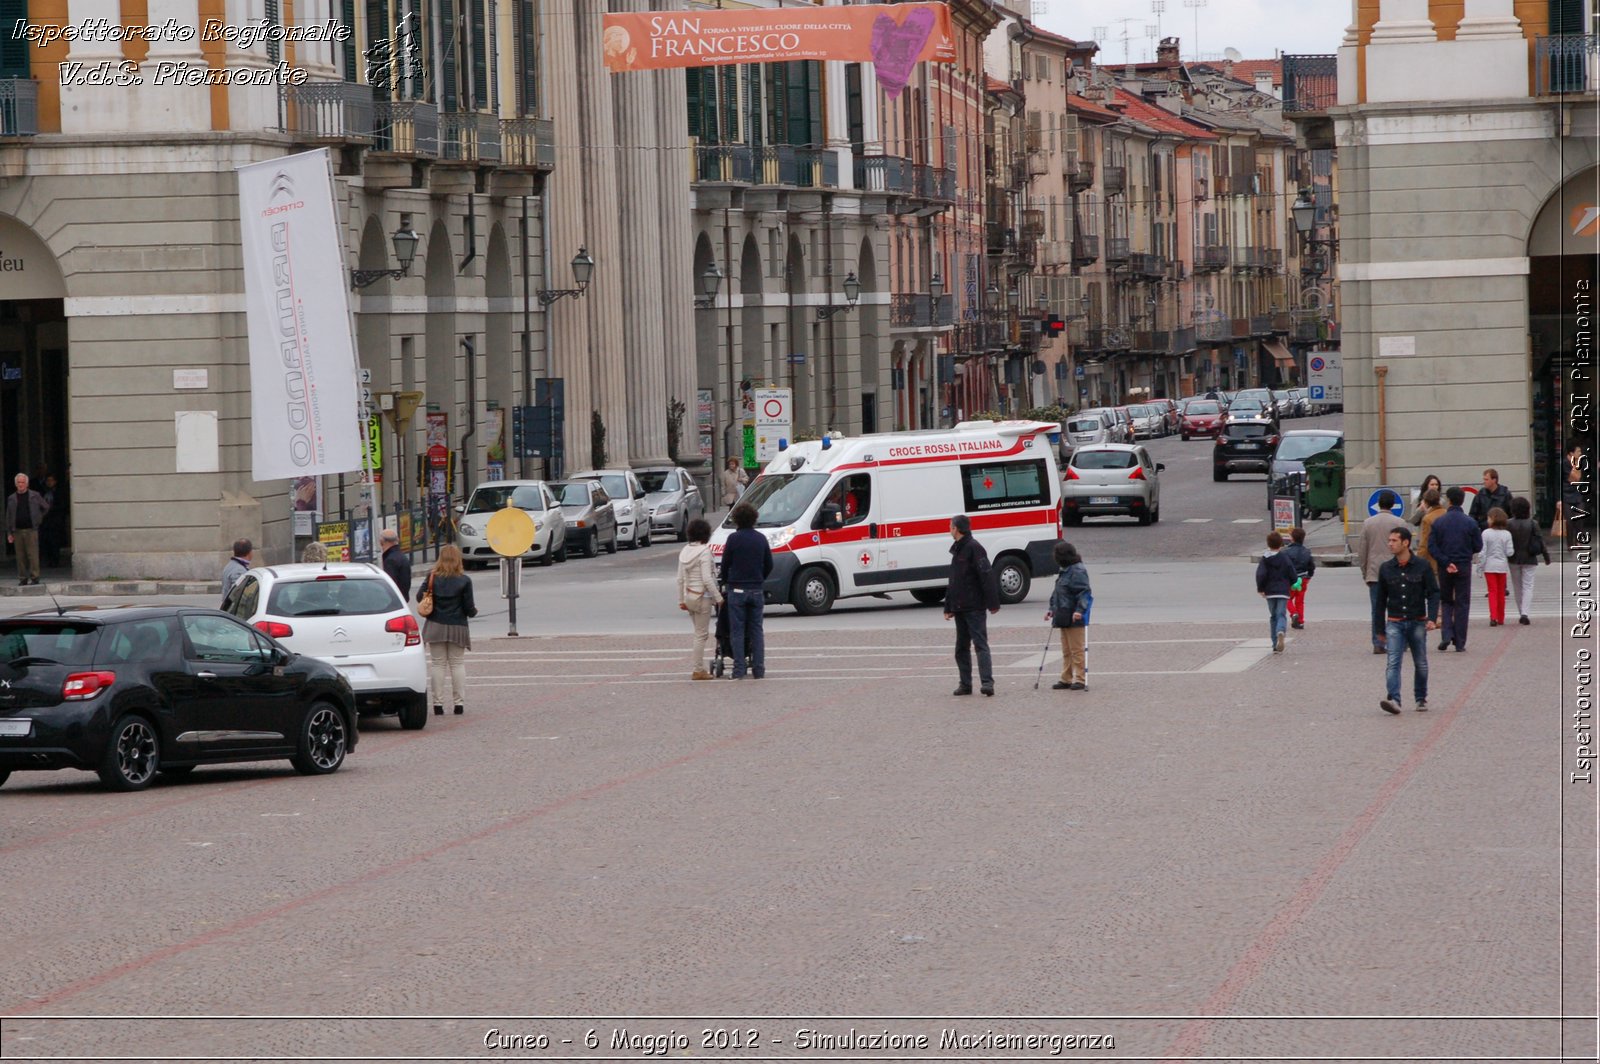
1256, 530, 1298, 652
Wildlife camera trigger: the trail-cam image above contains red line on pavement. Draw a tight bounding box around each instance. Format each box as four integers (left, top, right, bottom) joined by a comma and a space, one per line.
1160, 628, 1516, 1062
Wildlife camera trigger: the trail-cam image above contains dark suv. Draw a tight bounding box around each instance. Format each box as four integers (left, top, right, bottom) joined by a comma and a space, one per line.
0, 607, 357, 792
1213, 419, 1280, 481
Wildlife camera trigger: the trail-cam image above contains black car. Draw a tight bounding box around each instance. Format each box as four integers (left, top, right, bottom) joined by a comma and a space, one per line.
1213, 418, 1280, 481
0, 606, 357, 792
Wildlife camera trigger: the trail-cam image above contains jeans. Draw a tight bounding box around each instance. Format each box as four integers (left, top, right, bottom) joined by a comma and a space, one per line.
727, 587, 765, 678
1367, 581, 1386, 647
1438, 567, 1472, 648
1384, 619, 1429, 704
953, 609, 993, 688
1266, 597, 1288, 644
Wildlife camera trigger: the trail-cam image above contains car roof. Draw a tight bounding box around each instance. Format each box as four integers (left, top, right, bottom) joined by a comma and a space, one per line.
256, 562, 387, 580
469, 479, 548, 489
569, 469, 631, 477
1071, 443, 1142, 453
8, 604, 228, 624
1281, 429, 1342, 437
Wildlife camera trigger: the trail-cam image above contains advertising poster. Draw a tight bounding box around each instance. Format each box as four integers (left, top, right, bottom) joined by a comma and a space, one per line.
696, 388, 714, 458
291, 476, 320, 537
486, 408, 506, 481
316, 519, 351, 562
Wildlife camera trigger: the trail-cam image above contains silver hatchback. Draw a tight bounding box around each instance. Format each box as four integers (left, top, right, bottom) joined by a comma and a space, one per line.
1061, 444, 1164, 526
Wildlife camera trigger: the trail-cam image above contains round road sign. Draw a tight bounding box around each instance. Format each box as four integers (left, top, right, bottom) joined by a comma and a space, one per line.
1309, 356, 1326, 373
485, 506, 537, 557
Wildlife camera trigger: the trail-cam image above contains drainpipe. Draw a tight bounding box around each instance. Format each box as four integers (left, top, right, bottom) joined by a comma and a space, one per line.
520, 194, 532, 479
1374, 364, 1389, 483
460, 336, 477, 498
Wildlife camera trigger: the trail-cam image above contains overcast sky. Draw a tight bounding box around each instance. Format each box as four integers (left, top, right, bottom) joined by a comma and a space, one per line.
1033, 0, 1351, 64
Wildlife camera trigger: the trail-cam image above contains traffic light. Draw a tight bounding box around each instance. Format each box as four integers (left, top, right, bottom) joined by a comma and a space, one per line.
1044, 315, 1066, 336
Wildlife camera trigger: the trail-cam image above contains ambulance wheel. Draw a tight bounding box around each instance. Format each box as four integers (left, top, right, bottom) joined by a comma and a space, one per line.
909, 588, 946, 606
994, 556, 1031, 605
792, 567, 836, 616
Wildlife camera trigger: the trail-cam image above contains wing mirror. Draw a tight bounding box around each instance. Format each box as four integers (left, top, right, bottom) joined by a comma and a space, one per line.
815, 504, 843, 531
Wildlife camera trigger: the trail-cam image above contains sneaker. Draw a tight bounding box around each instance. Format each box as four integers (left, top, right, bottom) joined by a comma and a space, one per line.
1380, 699, 1401, 715
952, 685, 972, 696
1275, 631, 1285, 652
691, 670, 713, 681
1519, 616, 1530, 626
1291, 619, 1304, 630
1051, 681, 1072, 690
1415, 700, 1428, 712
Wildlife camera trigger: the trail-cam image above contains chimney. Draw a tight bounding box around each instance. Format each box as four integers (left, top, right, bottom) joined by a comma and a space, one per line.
1157, 36, 1180, 67
1255, 71, 1279, 98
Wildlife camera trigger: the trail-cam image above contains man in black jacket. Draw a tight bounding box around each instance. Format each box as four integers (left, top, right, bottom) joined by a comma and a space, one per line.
1377, 526, 1440, 715
944, 514, 1000, 696
721, 502, 773, 679
1468, 468, 1513, 530
380, 528, 412, 602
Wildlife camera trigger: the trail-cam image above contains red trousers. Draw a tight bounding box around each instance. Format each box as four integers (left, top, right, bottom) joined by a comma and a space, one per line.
1288, 584, 1307, 623
1485, 571, 1506, 624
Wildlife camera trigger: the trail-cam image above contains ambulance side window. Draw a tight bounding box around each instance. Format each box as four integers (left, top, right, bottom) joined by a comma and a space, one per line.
961, 459, 1049, 512
819, 474, 871, 527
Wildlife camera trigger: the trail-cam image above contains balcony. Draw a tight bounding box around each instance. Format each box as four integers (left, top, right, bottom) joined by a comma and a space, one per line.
1282, 54, 1338, 114
371, 100, 439, 158
1102, 164, 1126, 196
1250, 315, 1273, 336
1068, 160, 1094, 194
1228, 173, 1260, 196
1264, 248, 1284, 272
890, 293, 955, 328
438, 111, 500, 164
1196, 318, 1229, 342
1087, 327, 1131, 351
1026, 149, 1047, 177
1171, 327, 1196, 353
753, 145, 838, 188
1537, 34, 1599, 95
1130, 252, 1166, 279
1234, 246, 1267, 272
855, 154, 913, 194
282, 81, 374, 143
912, 163, 956, 202
1106, 237, 1131, 265
986, 222, 1013, 254
1072, 234, 1100, 266
500, 117, 555, 170
1230, 318, 1252, 340
0, 77, 38, 138
1292, 315, 1327, 344
695, 144, 753, 183
1195, 245, 1230, 273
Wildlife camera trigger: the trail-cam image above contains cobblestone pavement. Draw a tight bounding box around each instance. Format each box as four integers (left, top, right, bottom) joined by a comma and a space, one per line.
0, 616, 1592, 1062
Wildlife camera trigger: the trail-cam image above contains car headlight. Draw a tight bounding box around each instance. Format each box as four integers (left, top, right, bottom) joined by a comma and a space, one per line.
459, 522, 479, 537
657, 502, 678, 514
770, 526, 798, 549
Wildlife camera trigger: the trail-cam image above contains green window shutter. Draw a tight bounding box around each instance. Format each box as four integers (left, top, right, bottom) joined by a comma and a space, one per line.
263, 0, 281, 64
1549, 0, 1584, 35
517, 0, 537, 114
845, 63, 863, 154
469, 0, 487, 109
685, 68, 701, 138
339, 0, 357, 81
438, 0, 457, 111
0, 0, 28, 79
806, 60, 821, 145
785, 62, 807, 144
744, 63, 761, 147
364, 0, 389, 94
719, 66, 738, 143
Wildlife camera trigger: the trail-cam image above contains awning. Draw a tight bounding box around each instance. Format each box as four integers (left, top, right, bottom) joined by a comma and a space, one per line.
1264, 338, 1295, 366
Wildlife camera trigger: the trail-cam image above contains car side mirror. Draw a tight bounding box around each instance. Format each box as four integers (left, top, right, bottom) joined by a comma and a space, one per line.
455, 504, 465, 514
636, 489, 646, 499
816, 504, 843, 531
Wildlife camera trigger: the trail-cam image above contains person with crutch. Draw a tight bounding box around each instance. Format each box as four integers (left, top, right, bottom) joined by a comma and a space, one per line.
1045, 541, 1092, 691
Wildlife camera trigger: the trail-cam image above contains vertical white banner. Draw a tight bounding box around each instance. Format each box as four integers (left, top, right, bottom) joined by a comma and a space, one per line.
238, 148, 363, 482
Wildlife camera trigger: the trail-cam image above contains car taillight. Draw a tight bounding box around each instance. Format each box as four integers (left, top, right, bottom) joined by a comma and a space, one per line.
1064, 467, 1080, 480
1267, 435, 1280, 448
254, 620, 294, 639
62, 671, 115, 701
1214, 434, 1225, 446
386, 615, 421, 646
1128, 466, 1145, 481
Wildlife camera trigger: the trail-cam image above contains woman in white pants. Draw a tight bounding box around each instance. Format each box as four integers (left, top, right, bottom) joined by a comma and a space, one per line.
676, 518, 723, 680
418, 544, 477, 714
1506, 496, 1551, 625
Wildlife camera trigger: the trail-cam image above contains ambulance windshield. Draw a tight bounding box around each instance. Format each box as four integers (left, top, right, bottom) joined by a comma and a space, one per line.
732, 473, 829, 528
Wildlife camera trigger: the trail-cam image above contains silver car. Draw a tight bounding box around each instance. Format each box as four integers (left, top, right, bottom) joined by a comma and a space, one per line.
1061, 443, 1164, 526
1127, 404, 1165, 439
552, 480, 619, 557
570, 469, 651, 548
637, 465, 705, 541
456, 480, 566, 569
1063, 411, 1113, 452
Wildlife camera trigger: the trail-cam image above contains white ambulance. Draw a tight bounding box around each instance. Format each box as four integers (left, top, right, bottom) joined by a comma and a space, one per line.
711, 420, 1064, 615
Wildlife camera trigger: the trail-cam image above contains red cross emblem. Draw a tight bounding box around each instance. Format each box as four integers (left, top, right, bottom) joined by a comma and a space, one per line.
858, 551, 872, 567
983, 477, 994, 490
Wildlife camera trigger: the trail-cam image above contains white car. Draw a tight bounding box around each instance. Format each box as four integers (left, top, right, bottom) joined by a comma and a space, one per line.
456, 480, 567, 569
220, 562, 429, 730
570, 469, 651, 549
1061, 443, 1164, 526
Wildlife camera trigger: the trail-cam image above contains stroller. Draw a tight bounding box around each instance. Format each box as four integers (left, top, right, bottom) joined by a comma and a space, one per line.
709, 579, 756, 678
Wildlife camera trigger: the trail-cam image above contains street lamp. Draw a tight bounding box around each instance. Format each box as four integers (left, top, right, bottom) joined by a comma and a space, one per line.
929, 271, 944, 427
816, 270, 862, 321
695, 261, 723, 309
537, 246, 595, 306
1291, 190, 1317, 238
350, 219, 422, 289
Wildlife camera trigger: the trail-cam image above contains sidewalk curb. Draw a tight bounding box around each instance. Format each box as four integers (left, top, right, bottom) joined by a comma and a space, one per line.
0, 581, 220, 598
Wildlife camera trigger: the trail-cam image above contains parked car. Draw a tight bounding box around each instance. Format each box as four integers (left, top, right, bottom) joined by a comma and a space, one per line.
456, 480, 567, 568
1179, 399, 1226, 440
1061, 444, 1164, 526
1127, 404, 1166, 439
1268, 428, 1344, 484
1213, 418, 1280, 481
1271, 389, 1298, 420
570, 469, 651, 549
1108, 406, 1136, 443
1062, 410, 1115, 452
1285, 388, 1310, 418
0, 606, 357, 791
552, 479, 620, 557
637, 465, 706, 541
222, 562, 428, 730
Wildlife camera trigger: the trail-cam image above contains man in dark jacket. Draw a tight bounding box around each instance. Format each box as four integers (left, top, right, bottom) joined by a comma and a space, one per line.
1468, 468, 1513, 530
945, 514, 1000, 696
1376, 526, 1440, 714
380, 528, 412, 602
1428, 486, 1483, 652
721, 502, 773, 679
5, 473, 49, 586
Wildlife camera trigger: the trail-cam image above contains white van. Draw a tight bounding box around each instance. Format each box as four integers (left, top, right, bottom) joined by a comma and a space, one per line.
710, 420, 1063, 615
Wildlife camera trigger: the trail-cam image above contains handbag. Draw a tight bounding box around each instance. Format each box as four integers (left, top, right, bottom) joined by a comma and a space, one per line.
417, 574, 435, 617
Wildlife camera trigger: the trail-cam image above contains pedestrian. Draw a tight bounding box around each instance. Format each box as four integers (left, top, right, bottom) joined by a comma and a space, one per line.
1357, 490, 1407, 654
1256, 530, 1297, 652
1047, 541, 1091, 691
417, 543, 476, 716
1282, 526, 1316, 629
720, 502, 772, 679
38, 472, 67, 569
1468, 468, 1513, 530
676, 517, 723, 681
301, 541, 329, 563
220, 537, 252, 599
1415, 488, 1446, 576
719, 456, 748, 508
1377, 525, 1441, 715
945, 513, 1000, 696
1409, 474, 1443, 525
5, 473, 49, 587
1428, 486, 1483, 652
1477, 507, 1513, 627
380, 527, 412, 602
1506, 496, 1551, 626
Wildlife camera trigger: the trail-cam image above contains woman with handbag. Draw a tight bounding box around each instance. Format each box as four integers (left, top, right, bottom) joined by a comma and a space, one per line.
417, 543, 477, 715
676, 518, 723, 680
718, 457, 747, 509
1507, 496, 1550, 626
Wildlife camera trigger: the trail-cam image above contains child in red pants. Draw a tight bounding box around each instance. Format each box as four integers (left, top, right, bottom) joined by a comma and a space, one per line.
1479, 507, 1513, 626
1281, 526, 1316, 629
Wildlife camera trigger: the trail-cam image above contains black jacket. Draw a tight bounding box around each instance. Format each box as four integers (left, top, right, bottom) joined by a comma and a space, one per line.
1255, 550, 1297, 598
383, 545, 413, 602
721, 528, 773, 590
946, 534, 999, 612
1280, 542, 1316, 581
1469, 484, 1513, 529
418, 572, 476, 626
1048, 562, 1090, 628
1507, 517, 1550, 566
1377, 553, 1440, 623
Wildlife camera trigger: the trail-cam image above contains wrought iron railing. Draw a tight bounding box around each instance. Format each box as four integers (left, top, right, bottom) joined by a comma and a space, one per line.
1072, 234, 1100, 265
372, 100, 439, 158
1250, 315, 1273, 336
1068, 160, 1094, 194
1196, 318, 1229, 342
1106, 237, 1131, 264
0, 78, 38, 137
1282, 54, 1338, 113
282, 81, 374, 142
1102, 164, 1126, 195
439, 112, 501, 164
1536, 34, 1599, 95
1171, 327, 1196, 353
890, 293, 955, 328
855, 154, 913, 194
694, 144, 754, 182
500, 117, 555, 169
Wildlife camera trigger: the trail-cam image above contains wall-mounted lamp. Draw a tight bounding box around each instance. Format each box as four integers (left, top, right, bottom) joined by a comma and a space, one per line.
695, 261, 723, 309
816, 271, 862, 321
350, 219, 422, 289
537, 246, 596, 306
1291, 190, 1318, 238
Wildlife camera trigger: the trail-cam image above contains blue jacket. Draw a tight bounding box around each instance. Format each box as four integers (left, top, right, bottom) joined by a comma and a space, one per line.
721, 528, 773, 590
1281, 542, 1316, 581
1049, 562, 1091, 628
1428, 506, 1482, 568
1255, 550, 1297, 598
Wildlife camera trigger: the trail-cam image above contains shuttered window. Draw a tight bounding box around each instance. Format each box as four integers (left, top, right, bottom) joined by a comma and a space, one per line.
469, 0, 487, 109
364, 0, 390, 95
0, 0, 27, 78
1549, 0, 1584, 34
437, 0, 458, 111
339, 0, 357, 81
514, 0, 537, 114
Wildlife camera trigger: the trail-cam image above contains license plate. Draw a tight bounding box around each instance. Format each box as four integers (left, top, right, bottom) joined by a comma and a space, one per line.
1089, 496, 1117, 505
336, 665, 377, 682
0, 718, 32, 737
1237, 443, 1259, 450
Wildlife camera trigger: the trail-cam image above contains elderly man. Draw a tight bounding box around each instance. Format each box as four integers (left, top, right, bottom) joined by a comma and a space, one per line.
221, 538, 253, 599
5, 473, 50, 586
380, 528, 412, 602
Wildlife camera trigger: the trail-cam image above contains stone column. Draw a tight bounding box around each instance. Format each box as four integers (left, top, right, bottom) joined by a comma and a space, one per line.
1455, 0, 1521, 38
132, 0, 210, 132
654, 51, 698, 472
612, 0, 670, 466
58, 0, 130, 134
1369, 0, 1435, 43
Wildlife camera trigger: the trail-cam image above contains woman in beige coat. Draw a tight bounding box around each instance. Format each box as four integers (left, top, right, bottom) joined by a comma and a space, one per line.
719, 457, 747, 508
677, 518, 723, 680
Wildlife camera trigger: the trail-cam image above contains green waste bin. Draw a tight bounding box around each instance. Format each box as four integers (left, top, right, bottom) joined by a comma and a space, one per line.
1303, 452, 1345, 519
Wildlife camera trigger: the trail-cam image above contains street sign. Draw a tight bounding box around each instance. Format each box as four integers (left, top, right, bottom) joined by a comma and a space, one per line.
1273, 496, 1298, 532
1307, 351, 1342, 406
754, 386, 792, 463
1367, 488, 1407, 517
485, 506, 536, 557
1308, 385, 1325, 400
787, 352, 806, 365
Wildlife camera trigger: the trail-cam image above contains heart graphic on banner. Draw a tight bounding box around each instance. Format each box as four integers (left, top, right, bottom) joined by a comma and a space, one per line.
869, 6, 937, 100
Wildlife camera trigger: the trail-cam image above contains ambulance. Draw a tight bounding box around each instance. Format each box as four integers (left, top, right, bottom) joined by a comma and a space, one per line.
711, 420, 1064, 615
